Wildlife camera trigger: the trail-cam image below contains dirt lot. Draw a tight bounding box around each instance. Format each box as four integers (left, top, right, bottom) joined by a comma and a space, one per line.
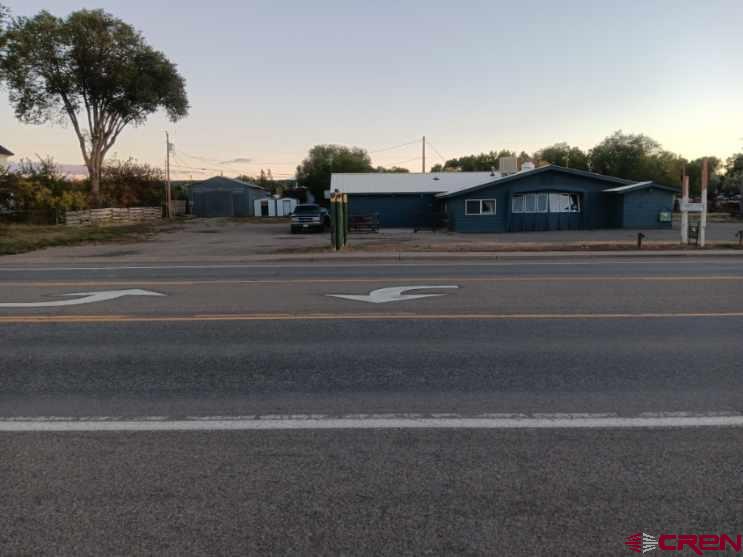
0, 223, 159, 256
1, 217, 741, 263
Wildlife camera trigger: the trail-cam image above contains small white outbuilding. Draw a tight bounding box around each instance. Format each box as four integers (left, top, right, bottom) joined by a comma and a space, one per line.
254, 196, 298, 217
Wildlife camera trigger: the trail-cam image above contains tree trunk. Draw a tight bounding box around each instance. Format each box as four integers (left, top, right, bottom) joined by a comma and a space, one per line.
88, 158, 101, 208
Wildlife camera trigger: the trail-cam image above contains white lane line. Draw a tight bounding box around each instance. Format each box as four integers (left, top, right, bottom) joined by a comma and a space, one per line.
3, 413, 743, 431
0, 259, 740, 272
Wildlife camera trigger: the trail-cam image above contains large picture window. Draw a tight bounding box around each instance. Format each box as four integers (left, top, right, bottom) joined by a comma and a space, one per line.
512, 192, 581, 213
548, 193, 581, 213
465, 199, 496, 215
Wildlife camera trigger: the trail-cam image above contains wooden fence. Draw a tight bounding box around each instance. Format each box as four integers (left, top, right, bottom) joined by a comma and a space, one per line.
65, 207, 162, 226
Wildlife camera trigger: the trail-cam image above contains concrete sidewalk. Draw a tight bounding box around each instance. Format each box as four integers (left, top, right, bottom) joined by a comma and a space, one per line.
0, 218, 741, 265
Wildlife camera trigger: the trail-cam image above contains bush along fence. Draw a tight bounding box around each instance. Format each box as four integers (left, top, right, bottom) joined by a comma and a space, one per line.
64, 207, 162, 226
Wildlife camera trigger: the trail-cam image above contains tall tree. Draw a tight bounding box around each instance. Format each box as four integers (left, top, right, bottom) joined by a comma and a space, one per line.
589, 131, 682, 186
375, 166, 410, 173
434, 150, 516, 172
722, 153, 743, 214
534, 143, 589, 170
685, 157, 721, 196
296, 145, 373, 201
0, 9, 189, 202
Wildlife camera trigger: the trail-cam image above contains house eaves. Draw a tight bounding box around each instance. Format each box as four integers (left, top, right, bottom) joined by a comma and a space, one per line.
437, 165, 639, 199
603, 181, 679, 194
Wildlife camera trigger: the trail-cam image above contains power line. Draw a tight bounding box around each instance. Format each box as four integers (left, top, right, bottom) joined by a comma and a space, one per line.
427, 141, 448, 164
368, 139, 420, 154
386, 156, 422, 167
179, 150, 297, 167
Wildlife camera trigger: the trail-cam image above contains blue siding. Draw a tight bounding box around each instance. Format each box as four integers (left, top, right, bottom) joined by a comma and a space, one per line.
620, 188, 674, 229
447, 170, 616, 233
346, 168, 677, 233
348, 194, 436, 228
446, 190, 508, 233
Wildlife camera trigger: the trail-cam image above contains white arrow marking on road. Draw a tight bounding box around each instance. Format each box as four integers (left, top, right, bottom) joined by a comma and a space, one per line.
0, 289, 166, 308
328, 285, 458, 304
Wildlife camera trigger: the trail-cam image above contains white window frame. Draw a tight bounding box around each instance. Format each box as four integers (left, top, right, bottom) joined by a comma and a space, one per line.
548, 192, 582, 213
512, 193, 547, 213
512, 192, 581, 213
465, 199, 497, 216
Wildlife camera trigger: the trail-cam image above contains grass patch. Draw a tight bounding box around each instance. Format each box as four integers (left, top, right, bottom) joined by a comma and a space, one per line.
0, 223, 160, 255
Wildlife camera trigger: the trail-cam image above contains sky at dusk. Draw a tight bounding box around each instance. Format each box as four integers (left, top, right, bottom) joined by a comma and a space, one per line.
2, 0, 743, 179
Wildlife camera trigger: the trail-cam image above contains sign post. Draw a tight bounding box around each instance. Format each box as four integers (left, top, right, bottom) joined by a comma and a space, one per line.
700, 158, 708, 248
681, 174, 689, 244
330, 192, 349, 251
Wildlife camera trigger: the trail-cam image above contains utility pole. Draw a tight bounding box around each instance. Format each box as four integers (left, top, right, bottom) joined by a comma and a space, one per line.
700, 157, 708, 247
681, 166, 689, 244
422, 136, 426, 173
165, 132, 173, 219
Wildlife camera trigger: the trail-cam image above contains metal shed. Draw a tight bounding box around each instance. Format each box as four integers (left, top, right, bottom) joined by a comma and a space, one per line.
190, 177, 267, 218
254, 197, 298, 217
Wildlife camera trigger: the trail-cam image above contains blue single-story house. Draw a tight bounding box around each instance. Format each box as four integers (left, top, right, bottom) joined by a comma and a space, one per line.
331, 165, 678, 233
190, 176, 268, 218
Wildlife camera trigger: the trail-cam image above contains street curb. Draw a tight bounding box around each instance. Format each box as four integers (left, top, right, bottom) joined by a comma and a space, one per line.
263, 249, 743, 262
2, 248, 742, 267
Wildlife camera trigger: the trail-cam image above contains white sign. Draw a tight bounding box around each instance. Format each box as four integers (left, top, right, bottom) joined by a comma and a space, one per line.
0, 289, 166, 308
680, 201, 704, 212
328, 285, 458, 304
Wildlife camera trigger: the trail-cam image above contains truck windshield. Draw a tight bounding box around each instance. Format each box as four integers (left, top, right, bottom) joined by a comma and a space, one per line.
293, 206, 320, 214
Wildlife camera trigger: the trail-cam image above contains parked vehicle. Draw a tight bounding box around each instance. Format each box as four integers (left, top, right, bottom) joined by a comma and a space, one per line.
290, 204, 330, 233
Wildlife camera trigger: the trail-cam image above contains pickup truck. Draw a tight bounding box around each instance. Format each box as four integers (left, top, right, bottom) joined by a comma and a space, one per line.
290, 204, 331, 233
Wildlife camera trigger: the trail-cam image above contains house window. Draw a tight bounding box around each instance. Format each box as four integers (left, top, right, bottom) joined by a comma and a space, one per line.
512, 193, 546, 213
512, 192, 581, 213
512, 195, 523, 213
465, 199, 496, 215
536, 193, 548, 212
548, 193, 581, 213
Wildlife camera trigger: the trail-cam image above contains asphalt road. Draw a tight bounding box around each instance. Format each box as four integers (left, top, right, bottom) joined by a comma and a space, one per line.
1, 256, 743, 556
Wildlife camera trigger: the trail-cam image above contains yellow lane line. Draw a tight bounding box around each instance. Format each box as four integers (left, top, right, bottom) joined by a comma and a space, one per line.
2, 312, 743, 324
3, 276, 743, 287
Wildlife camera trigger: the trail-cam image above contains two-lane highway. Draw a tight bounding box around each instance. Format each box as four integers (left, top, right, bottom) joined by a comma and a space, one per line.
1, 256, 743, 555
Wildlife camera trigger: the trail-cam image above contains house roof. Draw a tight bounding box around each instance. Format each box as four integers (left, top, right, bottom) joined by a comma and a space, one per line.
603, 181, 679, 194
331, 171, 502, 195
437, 165, 640, 198
0, 145, 14, 156
331, 165, 678, 199
190, 176, 265, 191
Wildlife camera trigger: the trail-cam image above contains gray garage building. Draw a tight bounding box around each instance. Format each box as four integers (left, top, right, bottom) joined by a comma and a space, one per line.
332, 165, 678, 233
190, 176, 267, 218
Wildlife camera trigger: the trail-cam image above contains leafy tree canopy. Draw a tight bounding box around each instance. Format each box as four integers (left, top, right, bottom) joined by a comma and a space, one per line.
431, 150, 515, 172
0, 8, 188, 201
534, 143, 589, 170
99, 158, 165, 207
588, 131, 683, 186
375, 166, 410, 173
296, 145, 373, 200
